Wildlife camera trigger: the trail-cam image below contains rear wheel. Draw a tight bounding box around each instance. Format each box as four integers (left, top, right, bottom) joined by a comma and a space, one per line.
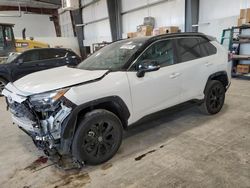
0, 78, 8, 96
200, 80, 225, 115
72, 109, 123, 165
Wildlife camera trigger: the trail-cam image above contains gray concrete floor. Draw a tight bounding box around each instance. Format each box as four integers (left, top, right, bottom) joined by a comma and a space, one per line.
0, 79, 249, 188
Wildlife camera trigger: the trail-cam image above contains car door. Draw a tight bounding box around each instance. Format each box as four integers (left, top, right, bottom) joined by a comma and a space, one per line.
174, 37, 217, 102
126, 39, 182, 121
11, 50, 41, 81
36, 49, 67, 70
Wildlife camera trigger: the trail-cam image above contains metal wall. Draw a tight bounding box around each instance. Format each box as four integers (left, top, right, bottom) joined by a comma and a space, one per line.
79, 0, 185, 52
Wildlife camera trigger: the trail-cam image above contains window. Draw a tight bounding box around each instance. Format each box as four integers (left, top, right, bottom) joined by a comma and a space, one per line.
39, 49, 66, 60
136, 39, 175, 68
199, 37, 217, 56
176, 38, 201, 63
176, 37, 217, 63
22, 51, 39, 63
5, 26, 13, 42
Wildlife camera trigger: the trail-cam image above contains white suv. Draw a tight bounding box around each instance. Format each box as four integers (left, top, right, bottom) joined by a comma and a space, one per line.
2, 33, 231, 165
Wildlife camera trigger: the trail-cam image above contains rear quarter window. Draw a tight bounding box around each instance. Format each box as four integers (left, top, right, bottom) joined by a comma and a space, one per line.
176, 37, 217, 63
199, 38, 217, 57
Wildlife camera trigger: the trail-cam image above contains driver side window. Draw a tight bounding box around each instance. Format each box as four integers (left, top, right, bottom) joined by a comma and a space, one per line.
136, 39, 175, 69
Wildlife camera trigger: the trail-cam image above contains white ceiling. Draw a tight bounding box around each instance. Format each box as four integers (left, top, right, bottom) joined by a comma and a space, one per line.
0, 0, 60, 9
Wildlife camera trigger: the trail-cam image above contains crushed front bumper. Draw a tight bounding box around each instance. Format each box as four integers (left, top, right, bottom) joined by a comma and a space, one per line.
2, 86, 74, 156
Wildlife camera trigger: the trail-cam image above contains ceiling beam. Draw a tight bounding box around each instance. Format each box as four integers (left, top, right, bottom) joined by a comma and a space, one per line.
0, 6, 58, 15
34, 0, 61, 6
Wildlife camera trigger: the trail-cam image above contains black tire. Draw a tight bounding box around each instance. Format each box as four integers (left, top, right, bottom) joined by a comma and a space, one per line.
0, 77, 8, 96
200, 80, 225, 115
72, 109, 123, 165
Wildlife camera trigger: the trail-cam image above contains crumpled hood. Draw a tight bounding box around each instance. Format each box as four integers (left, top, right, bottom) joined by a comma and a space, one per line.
13, 66, 108, 94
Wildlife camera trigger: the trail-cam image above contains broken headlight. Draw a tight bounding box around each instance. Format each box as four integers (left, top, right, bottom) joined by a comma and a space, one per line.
29, 89, 69, 111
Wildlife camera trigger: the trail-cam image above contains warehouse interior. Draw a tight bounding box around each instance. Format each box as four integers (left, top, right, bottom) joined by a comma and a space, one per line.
0, 0, 249, 187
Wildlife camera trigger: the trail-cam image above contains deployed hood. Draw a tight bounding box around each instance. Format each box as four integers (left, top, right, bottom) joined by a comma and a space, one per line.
13, 66, 108, 94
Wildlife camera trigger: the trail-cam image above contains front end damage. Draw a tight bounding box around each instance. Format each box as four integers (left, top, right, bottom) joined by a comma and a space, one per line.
2, 84, 75, 158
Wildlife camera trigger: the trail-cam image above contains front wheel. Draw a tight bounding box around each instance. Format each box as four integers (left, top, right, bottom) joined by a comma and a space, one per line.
72, 109, 123, 165
200, 80, 225, 115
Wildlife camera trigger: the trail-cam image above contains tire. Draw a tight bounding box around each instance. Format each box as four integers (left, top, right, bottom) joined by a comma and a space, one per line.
72, 109, 123, 165
200, 80, 225, 115
0, 77, 8, 96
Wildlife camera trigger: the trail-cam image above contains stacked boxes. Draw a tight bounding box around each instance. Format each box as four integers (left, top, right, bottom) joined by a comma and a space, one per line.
238, 8, 250, 26
237, 64, 250, 74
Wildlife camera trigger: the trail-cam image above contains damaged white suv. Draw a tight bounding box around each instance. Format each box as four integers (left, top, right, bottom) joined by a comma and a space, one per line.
2, 33, 231, 165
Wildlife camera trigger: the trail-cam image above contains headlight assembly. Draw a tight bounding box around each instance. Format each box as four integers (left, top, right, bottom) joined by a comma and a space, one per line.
29, 88, 69, 111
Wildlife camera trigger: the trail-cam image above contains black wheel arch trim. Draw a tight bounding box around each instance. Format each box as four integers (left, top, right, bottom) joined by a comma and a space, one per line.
204, 71, 229, 93
61, 96, 130, 141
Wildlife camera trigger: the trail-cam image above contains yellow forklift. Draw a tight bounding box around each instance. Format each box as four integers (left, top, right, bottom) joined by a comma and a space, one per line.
0, 23, 49, 63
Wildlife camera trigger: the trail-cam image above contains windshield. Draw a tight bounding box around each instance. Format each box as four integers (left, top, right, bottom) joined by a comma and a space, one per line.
6, 52, 21, 63
77, 38, 148, 70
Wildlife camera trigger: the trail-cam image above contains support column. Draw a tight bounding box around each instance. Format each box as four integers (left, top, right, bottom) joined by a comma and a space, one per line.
107, 0, 122, 41
185, 0, 199, 32
71, 2, 87, 59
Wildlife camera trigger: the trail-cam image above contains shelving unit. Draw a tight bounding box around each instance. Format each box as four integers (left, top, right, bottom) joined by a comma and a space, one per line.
221, 25, 250, 79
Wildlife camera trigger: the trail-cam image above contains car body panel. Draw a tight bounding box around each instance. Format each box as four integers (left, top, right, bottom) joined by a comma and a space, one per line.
13, 66, 108, 94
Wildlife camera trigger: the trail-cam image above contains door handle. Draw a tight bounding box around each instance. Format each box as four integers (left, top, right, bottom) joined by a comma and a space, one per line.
205, 62, 213, 67
170, 72, 181, 79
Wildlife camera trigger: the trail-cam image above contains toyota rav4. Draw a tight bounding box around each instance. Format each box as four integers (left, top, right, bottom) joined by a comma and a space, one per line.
2, 33, 231, 165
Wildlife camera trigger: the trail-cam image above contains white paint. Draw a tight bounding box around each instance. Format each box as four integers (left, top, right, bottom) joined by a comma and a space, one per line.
0, 11, 56, 38
4, 39, 230, 125
122, 0, 185, 34
12, 66, 108, 94
199, 0, 250, 41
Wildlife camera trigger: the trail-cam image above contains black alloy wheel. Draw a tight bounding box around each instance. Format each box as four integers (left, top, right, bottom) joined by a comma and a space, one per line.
72, 109, 123, 165
83, 121, 117, 158
200, 80, 225, 115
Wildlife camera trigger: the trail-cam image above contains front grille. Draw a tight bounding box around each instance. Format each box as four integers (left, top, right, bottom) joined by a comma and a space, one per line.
9, 101, 36, 122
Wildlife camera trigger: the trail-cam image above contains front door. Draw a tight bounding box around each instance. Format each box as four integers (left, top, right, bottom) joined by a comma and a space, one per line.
126, 39, 182, 122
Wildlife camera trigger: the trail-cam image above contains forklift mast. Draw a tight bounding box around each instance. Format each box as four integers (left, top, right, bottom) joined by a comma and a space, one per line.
0, 23, 16, 58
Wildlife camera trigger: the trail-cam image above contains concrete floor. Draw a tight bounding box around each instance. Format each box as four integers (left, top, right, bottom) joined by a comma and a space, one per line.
0, 79, 249, 188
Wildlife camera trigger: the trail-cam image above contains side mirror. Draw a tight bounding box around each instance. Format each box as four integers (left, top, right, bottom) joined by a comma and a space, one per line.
136, 60, 160, 78
17, 58, 23, 65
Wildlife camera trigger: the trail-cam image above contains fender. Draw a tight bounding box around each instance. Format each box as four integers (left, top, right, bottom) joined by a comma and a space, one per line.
204, 71, 229, 92
61, 96, 130, 140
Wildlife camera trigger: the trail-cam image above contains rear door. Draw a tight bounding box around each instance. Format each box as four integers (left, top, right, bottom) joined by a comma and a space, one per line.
175, 37, 217, 102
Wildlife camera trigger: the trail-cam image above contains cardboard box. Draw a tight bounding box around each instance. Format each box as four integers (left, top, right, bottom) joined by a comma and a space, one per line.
127, 32, 137, 38
238, 18, 246, 27
237, 64, 250, 74
159, 26, 179, 34
245, 8, 250, 23
240, 9, 246, 19
137, 25, 153, 36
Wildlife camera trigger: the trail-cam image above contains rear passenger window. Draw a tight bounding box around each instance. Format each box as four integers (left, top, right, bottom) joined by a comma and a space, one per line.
22, 51, 39, 63
39, 50, 66, 60
176, 37, 217, 63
